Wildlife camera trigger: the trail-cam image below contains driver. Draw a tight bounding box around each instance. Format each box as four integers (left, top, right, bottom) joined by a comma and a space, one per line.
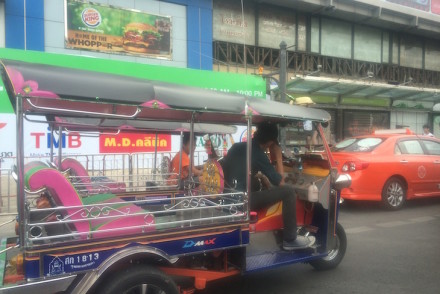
223, 122, 315, 250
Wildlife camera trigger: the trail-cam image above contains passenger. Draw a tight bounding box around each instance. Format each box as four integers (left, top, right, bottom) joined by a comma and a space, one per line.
223, 122, 315, 250
169, 133, 203, 185
422, 124, 434, 137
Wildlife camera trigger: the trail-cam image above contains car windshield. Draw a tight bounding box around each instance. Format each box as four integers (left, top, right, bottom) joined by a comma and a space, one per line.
333, 137, 383, 152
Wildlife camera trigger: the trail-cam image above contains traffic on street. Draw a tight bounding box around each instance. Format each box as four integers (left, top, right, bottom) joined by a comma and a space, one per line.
203, 197, 440, 294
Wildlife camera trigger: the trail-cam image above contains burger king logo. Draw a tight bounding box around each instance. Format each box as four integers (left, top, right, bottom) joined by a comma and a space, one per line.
81, 8, 101, 28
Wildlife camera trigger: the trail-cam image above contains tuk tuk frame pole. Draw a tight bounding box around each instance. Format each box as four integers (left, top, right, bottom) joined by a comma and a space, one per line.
188, 112, 195, 181
50, 124, 54, 163
178, 131, 183, 188
58, 126, 63, 170
16, 94, 26, 248
129, 154, 133, 189
153, 132, 158, 181
245, 104, 252, 218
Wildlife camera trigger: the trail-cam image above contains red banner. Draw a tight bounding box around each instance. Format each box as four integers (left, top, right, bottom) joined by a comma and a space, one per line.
99, 133, 171, 153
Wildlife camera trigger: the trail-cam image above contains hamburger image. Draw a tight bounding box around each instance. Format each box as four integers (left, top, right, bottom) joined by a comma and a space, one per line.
122, 23, 162, 53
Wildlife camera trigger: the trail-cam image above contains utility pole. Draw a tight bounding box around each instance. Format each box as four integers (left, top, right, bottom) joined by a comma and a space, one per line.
279, 41, 287, 103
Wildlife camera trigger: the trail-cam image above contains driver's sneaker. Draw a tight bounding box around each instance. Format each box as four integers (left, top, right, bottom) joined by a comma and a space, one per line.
282, 235, 316, 251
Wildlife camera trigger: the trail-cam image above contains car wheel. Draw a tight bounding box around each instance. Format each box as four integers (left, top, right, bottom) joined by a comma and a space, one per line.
309, 223, 347, 271
381, 177, 406, 210
96, 265, 179, 294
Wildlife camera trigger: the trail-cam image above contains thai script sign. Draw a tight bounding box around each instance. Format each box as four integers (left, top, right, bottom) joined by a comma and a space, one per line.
65, 0, 172, 59
99, 133, 172, 153
258, 5, 295, 49
213, 0, 255, 45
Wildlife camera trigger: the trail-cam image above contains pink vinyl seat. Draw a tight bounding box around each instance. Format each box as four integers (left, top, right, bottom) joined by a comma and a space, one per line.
25, 164, 155, 240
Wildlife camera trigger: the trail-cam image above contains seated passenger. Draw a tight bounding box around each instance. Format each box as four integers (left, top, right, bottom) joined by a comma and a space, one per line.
168, 133, 203, 185
222, 122, 315, 250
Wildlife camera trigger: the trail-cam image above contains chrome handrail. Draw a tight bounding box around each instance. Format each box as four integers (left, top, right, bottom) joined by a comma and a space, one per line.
24, 187, 47, 195
0, 218, 16, 228
0, 244, 19, 255
25, 97, 141, 119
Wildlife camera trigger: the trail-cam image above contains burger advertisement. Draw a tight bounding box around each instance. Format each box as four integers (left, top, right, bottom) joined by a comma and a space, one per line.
122, 23, 163, 54
65, 0, 172, 59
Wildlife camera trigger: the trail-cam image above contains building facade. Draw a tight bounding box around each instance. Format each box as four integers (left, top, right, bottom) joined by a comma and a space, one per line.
1, 0, 213, 69
0, 0, 267, 164
1, 0, 440, 141
211, 0, 440, 141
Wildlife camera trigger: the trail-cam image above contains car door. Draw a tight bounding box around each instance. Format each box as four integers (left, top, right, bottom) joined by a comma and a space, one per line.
395, 139, 432, 196
420, 139, 440, 196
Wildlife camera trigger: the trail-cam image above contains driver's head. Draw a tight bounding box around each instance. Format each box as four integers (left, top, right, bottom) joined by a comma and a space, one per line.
254, 122, 278, 147
182, 132, 196, 154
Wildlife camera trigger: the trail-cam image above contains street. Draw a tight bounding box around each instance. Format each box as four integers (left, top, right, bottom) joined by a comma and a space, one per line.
202, 198, 440, 294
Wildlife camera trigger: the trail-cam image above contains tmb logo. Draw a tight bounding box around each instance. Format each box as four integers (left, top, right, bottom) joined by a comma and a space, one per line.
183, 238, 216, 249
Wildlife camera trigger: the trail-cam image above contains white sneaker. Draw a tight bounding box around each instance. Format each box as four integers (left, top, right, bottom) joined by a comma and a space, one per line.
282, 235, 316, 251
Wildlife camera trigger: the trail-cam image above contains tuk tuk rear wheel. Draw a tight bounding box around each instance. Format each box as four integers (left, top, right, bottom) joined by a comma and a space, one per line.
309, 223, 346, 271
96, 265, 179, 294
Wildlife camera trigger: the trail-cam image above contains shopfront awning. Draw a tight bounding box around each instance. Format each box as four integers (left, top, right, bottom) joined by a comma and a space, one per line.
282, 76, 440, 109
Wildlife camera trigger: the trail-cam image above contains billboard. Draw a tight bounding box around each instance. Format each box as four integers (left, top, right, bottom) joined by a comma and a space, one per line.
65, 0, 172, 59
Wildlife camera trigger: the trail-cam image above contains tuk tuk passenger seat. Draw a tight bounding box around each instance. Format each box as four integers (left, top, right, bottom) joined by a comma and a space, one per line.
25, 166, 155, 241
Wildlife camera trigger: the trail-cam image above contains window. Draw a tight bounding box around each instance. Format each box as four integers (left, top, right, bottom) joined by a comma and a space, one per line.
421, 140, 440, 155
333, 137, 383, 152
397, 140, 424, 155
343, 111, 389, 139
394, 144, 402, 155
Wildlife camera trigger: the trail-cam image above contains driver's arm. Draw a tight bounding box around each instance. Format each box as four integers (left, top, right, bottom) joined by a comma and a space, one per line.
269, 143, 285, 185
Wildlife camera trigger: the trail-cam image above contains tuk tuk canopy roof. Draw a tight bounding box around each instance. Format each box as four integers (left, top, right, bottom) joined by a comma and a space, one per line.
1, 59, 331, 126
48, 117, 238, 135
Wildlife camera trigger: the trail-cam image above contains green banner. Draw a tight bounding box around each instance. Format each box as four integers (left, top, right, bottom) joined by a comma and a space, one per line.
66, 0, 172, 59
0, 48, 266, 113
0, 78, 14, 113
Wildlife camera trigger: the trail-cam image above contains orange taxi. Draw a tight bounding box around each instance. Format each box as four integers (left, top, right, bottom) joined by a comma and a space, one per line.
331, 129, 440, 209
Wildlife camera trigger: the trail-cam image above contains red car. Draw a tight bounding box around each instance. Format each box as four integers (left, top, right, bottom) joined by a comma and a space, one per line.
331, 129, 440, 209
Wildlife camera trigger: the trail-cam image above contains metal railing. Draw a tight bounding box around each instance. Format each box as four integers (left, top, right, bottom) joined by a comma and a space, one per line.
213, 41, 440, 88
25, 183, 246, 247
0, 151, 211, 216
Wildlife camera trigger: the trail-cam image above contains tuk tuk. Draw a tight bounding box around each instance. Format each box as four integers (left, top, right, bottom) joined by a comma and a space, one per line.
0, 58, 350, 294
